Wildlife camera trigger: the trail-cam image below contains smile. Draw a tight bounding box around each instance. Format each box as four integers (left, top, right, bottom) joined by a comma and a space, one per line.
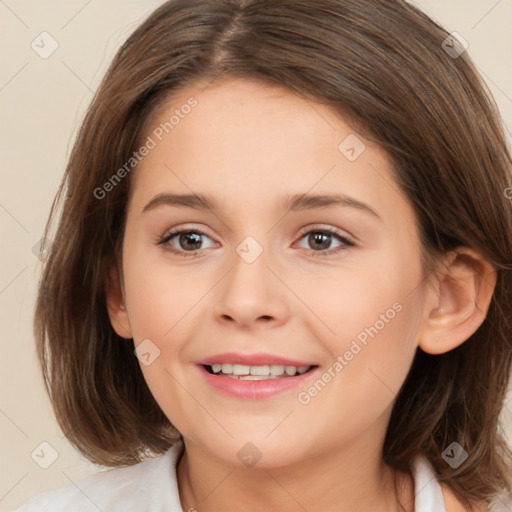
196, 354, 319, 399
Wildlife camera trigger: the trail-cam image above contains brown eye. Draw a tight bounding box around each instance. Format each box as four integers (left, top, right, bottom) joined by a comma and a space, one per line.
174, 232, 203, 251
307, 232, 333, 251
159, 229, 216, 257
295, 227, 355, 256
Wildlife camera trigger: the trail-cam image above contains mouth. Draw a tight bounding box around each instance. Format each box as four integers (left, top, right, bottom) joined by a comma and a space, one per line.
195, 353, 320, 399
202, 363, 316, 380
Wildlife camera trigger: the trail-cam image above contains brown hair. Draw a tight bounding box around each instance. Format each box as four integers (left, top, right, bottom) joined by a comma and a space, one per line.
34, 0, 512, 509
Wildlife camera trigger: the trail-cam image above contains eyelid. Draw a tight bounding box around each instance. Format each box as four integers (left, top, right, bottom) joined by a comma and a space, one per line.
158, 224, 355, 245
157, 224, 216, 246
295, 224, 356, 244
157, 222, 356, 259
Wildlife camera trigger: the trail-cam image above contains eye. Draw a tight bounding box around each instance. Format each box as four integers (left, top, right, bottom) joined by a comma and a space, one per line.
157, 228, 217, 257
294, 226, 355, 257
157, 225, 355, 258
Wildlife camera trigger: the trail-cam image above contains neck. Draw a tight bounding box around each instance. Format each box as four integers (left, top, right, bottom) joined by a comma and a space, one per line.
176, 434, 415, 512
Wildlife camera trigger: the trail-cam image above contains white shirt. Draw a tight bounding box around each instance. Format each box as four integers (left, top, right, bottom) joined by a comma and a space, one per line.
10, 441, 510, 511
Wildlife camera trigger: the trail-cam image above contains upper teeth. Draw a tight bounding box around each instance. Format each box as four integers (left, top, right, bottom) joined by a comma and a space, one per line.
210, 364, 310, 376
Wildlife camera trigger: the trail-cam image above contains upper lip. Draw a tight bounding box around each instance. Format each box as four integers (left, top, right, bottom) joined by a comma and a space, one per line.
197, 352, 317, 367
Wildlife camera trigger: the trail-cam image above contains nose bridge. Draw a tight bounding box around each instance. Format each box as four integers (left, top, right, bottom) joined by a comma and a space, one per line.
214, 233, 288, 325
229, 234, 272, 304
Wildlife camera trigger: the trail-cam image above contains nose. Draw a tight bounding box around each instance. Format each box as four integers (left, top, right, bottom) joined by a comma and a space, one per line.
213, 244, 290, 330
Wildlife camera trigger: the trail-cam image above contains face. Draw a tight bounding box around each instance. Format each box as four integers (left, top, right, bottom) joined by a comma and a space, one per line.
114, 77, 430, 468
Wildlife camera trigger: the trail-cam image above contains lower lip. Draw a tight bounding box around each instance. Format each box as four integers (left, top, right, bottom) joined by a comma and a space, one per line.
197, 365, 319, 399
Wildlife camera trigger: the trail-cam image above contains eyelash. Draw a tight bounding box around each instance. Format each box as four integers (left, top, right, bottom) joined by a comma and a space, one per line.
157, 225, 355, 259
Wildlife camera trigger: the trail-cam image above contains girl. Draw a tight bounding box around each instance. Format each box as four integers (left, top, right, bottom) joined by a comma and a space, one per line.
14, 0, 512, 511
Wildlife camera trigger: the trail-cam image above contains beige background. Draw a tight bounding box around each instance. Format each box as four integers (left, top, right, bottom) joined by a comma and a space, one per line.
1, 1, 511, 510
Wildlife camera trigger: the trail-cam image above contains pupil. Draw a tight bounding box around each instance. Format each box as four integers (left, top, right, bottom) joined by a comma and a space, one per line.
181, 232, 202, 250
310, 232, 330, 250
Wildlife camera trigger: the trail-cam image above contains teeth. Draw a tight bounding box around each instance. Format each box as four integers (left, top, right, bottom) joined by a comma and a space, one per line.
232, 364, 251, 375
209, 364, 312, 378
284, 366, 296, 376
250, 366, 271, 376
235, 375, 275, 380
221, 364, 233, 374
270, 365, 285, 375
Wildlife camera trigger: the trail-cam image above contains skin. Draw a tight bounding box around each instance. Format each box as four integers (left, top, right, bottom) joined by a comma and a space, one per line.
106, 77, 496, 512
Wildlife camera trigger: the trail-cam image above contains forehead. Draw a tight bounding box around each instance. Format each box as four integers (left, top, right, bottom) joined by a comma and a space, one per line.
142, 77, 347, 171
128, 77, 415, 228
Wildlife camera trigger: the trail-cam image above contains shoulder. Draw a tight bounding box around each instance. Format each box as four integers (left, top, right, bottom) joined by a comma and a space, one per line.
441, 483, 491, 512
13, 443, 184, 512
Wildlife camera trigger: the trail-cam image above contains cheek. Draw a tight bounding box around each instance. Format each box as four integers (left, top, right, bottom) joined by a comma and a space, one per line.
292, 293, 421, 447
296, 258, 410, 345
122, 242, 206, 342
307, 252, 423, 411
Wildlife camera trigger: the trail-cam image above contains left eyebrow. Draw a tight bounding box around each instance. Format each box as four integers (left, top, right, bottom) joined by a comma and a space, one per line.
141, 192, 382, 222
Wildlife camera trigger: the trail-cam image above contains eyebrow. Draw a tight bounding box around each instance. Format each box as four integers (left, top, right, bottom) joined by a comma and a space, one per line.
142, 192, 381, 221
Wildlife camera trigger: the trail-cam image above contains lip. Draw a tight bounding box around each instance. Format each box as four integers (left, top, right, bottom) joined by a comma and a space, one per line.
196, 353, 320, 399
197, 352, 316, 367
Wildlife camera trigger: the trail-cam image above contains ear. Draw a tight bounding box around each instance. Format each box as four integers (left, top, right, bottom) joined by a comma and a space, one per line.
418, 247, 497, 355
105, 262, 133, 339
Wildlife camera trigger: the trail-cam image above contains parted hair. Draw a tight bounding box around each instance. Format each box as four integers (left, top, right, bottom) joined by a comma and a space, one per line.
34, 0, 512, 509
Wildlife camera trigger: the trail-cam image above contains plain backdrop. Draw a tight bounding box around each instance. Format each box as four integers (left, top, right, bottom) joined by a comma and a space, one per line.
1, 1, 511, 510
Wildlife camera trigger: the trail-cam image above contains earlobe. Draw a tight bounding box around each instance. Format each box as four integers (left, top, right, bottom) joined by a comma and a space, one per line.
105, 263, 133, 339
418, 247, 497, 355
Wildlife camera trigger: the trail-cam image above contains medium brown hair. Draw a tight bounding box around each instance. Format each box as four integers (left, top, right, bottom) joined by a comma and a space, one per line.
34, 0, 512, 509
